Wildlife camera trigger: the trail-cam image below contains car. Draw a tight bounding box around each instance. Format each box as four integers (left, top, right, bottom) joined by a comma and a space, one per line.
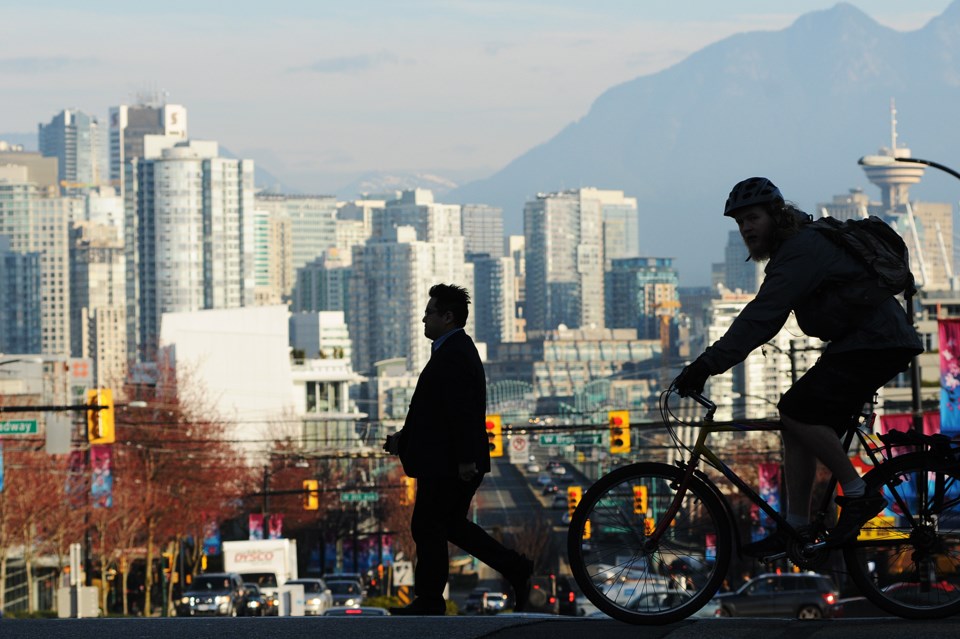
542, 483, 559, 495
551, 465, 567, 476
240, 582, 268, 616
536, 474, 553, 486
322, 606, 390, 616
323, 572, 365, 588
464, 587, 492, 614
713, 572, 839, 619
551, 494, 568, 509
326, 579, 365, 607
526, 462, 542, 473
177, 572, 246, 617
481, 591, 509, 613
627, 588, 723, 618
561, 511, 572, 524
284, 577, 334, 616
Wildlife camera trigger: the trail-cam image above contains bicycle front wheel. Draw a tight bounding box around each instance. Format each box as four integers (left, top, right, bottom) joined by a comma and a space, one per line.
567, 462, 731, 625
843, 452, 960, 619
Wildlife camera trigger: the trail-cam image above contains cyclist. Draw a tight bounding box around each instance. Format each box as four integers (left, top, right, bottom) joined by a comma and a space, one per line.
673, 177, 923, 555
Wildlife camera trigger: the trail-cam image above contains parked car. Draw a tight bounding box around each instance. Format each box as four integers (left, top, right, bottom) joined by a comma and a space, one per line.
464, 587, 492, 614
326, 579, 365, 607
714, 572, 839, 619
627, 588, 723, 618
240, 582, 267, 617
284, 577, 334, 616
481, 591, 509, 613
177, 572, 246, 617
323, 606, 390, 616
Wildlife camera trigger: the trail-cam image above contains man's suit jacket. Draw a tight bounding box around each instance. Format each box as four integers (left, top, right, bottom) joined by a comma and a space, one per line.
398, 329, 491, 479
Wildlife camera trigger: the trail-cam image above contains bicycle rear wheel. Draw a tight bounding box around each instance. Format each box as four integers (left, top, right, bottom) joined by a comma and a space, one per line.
567, 462, 731, 624
843, 451, 960, 619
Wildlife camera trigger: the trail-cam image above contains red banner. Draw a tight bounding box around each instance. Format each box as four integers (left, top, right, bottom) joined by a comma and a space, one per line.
248, 513, 264, 540
939, 318, 960, 434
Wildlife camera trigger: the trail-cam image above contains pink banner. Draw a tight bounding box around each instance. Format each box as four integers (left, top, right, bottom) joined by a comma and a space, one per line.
248, 513, 264, 540
939, 319, 960, 434
268, 514, 283, 539
755, 463, 780, 542
90, 445, 113, 508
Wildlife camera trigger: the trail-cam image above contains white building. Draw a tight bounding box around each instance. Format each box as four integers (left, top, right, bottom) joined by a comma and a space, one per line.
160, 305, 366, 452
127, 139, 255, 360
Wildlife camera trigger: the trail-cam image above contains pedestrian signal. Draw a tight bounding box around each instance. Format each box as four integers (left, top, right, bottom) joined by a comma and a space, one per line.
86, 388, 115, 444
485, 415, 503, 457
608, 410, 630, 454
303, 479, 319, 510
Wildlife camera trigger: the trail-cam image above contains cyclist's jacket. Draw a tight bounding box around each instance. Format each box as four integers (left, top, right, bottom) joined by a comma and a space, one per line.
699, 223, 923, 376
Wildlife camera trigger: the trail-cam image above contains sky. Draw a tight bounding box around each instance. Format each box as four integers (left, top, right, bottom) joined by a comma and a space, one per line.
1, 0, 954, 195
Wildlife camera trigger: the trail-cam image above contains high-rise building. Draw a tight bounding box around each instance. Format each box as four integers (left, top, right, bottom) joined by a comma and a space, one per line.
461, 204, 504, 258
349, 189, 468, 374
0, 235, 41, 354
0, 165, 79, 356
507, 235, 526, 342
109, 99, 187, 193
721, 230, 764, 294
469, 253, 517, 345
256, 194, 338, 271
293, 249, 351, 314
69, 221, 126, 389
601, 192, 640, 268
251, 207, 293, 305
126, 140, 254, 359
38, 109, 103, 193
523, 188, 607, 332
605, 257, 680, 341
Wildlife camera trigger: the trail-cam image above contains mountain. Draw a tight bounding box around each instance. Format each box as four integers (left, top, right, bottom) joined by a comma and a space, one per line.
448, 1, 960, 285
335, 170, 460, 199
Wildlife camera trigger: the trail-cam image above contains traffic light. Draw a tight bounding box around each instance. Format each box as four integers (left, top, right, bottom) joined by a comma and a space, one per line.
485, 415, 503, 457
608, 410, 630, 454
86, 388, 115, 444
633, 485, 648, 514
567, 486, 582, 517
303, 479, 319, 510
399, 476, 416, 505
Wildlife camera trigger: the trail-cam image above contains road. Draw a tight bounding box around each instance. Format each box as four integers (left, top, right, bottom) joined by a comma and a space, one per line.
3, 615, 960, 639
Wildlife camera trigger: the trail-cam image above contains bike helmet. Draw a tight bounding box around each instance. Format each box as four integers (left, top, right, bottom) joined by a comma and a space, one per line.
723, 177, 784, 217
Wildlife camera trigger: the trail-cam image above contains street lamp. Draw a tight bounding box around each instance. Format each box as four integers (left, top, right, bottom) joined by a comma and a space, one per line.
858, 154, 960, 433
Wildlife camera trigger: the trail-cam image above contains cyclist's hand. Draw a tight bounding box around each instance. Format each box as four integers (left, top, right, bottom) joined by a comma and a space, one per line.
673, 359, 710, 398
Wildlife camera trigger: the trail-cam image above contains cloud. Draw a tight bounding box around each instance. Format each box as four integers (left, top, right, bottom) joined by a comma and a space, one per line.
0, 56, 101, 73
295, 51, 400, 74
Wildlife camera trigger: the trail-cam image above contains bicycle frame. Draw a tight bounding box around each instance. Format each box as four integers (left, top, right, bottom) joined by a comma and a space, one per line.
648, 392, 870, 552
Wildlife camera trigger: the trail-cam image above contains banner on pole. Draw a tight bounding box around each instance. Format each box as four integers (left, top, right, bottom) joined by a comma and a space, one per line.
938, 318, 960, 434
754, 463, 780, 542
90, 445, 113, 508
249, 513, 264, 540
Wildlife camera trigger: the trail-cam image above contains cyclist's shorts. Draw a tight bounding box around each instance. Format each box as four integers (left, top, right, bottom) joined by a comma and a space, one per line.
777, 348, 916, 434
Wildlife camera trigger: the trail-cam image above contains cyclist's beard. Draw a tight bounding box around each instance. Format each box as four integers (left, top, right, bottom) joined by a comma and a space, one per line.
744, 229, 776, 262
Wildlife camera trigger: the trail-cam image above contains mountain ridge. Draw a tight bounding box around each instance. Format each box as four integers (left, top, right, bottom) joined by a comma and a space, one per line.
448, 1, 960, 285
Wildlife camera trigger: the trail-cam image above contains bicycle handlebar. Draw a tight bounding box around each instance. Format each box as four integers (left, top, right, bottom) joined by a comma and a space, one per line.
685, 391, 717, 422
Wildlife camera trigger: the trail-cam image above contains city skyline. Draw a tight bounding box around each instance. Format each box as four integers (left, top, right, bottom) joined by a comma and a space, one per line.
2, 1, 951, 196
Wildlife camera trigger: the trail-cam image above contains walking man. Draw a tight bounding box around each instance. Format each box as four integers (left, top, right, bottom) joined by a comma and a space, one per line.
384, 283, 533, 614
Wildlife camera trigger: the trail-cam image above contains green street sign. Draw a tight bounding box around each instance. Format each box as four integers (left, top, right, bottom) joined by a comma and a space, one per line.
0, 419, 39, 436
538, 433, 602, 446
341, 492, 379, 503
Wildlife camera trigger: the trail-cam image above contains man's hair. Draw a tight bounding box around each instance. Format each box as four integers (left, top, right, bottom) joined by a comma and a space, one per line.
429, 283, 470, 327
767, 200, 812, 243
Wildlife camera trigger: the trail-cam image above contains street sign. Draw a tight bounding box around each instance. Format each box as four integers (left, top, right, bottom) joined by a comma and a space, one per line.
509, 434, 528, 464
0, 419, 39, 436
538, 433, 602, 446
393, 560, 414, 586
340, 492, 379, 503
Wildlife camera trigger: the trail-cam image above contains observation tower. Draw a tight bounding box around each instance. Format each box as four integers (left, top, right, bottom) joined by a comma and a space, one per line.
860, 101, 925, 210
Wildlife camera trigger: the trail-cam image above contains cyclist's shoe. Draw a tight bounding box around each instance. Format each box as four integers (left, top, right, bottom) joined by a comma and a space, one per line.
741, 525, 812, 559
828, 491, 888, 546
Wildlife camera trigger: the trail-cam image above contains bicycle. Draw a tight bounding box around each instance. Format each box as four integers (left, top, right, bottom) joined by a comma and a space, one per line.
567, 388, 960, 624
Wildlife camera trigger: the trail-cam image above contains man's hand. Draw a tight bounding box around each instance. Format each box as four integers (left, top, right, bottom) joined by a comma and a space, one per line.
383, 432, 401, 455
673, 359, 711, 398
458, 462, 479, 482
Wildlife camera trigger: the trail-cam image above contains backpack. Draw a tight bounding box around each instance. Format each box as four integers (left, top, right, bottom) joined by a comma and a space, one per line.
809, 215, 916, 307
